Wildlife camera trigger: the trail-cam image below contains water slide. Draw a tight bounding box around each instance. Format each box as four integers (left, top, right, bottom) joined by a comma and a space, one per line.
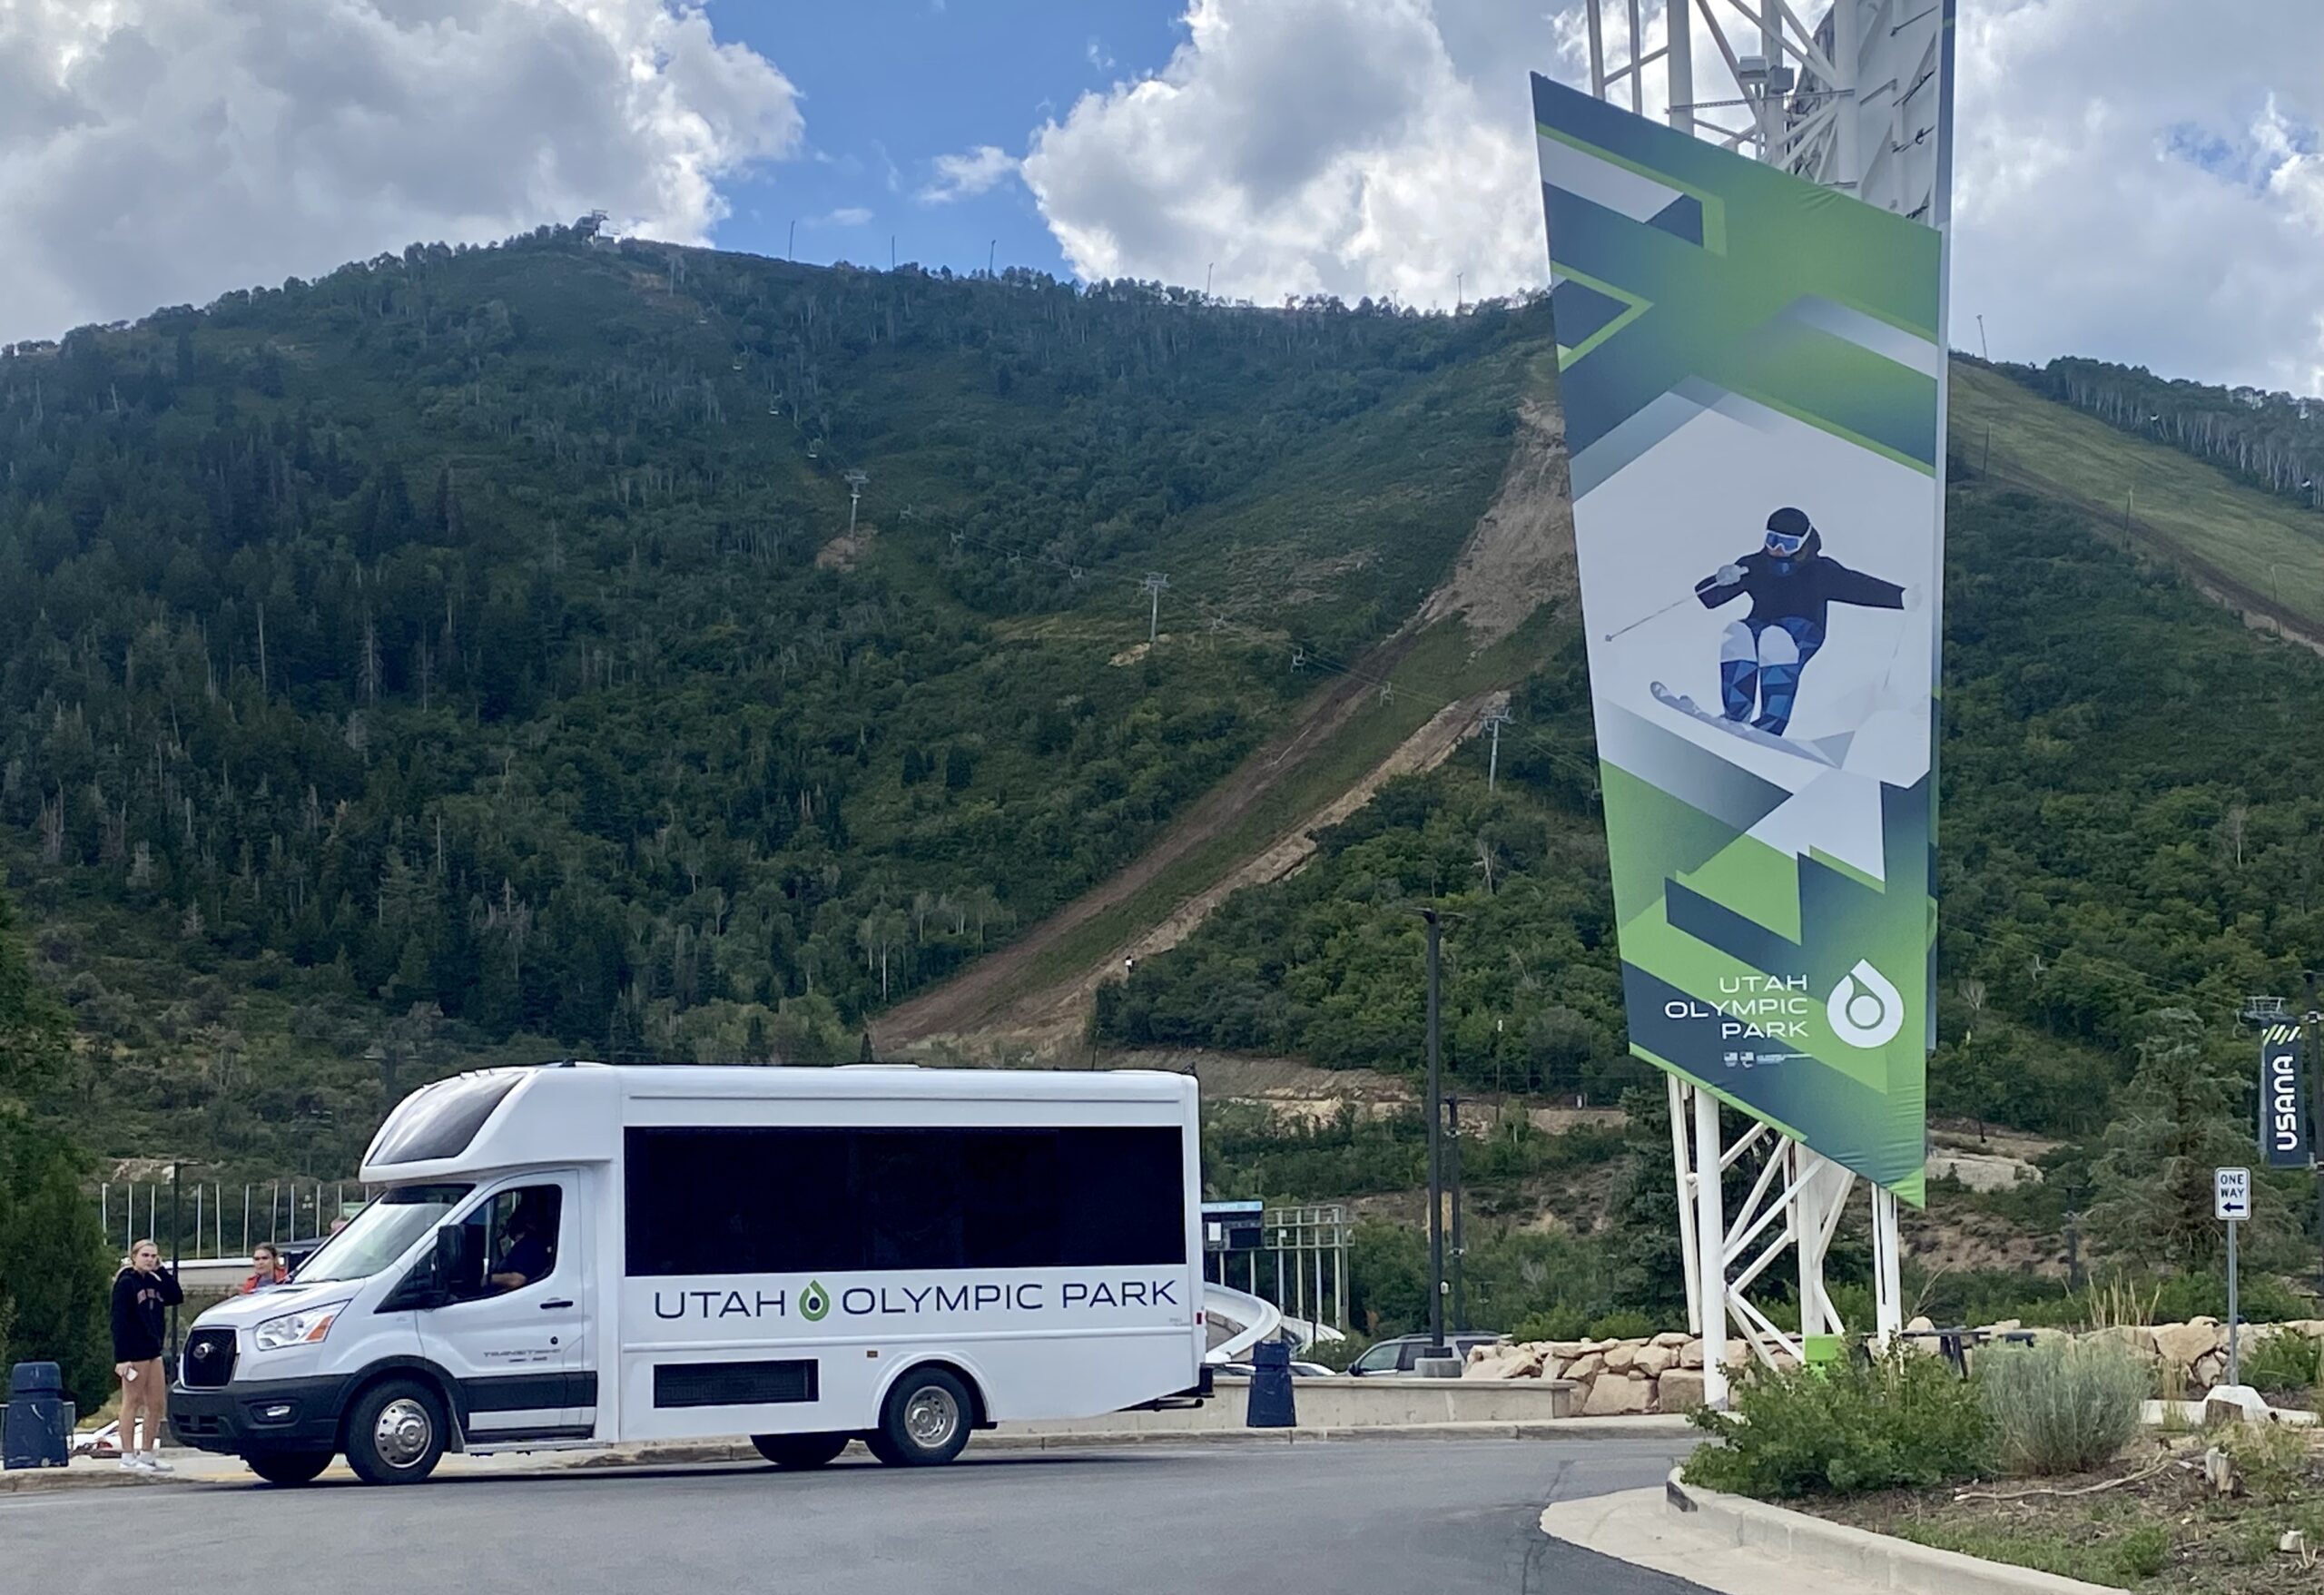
1202, 1282, 1284, 1364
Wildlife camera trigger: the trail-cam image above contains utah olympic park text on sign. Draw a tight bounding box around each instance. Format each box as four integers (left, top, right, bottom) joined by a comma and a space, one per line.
645, 1275, 1180, 1324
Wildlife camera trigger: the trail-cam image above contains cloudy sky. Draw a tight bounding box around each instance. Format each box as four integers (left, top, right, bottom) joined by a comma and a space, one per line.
7, 1, 2324, 395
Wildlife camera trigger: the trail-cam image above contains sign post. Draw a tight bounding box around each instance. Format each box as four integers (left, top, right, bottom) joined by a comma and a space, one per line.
2216, 1167, 2250, 1389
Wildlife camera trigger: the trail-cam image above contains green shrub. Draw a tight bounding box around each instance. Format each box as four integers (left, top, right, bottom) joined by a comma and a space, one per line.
1979, 1337, 2146, 1475
1685, 1344, 1994, 1499
1510, 1305, 1589, 1344
2240, 1329, 2323, 1403
1585, 1309, 1654, 1341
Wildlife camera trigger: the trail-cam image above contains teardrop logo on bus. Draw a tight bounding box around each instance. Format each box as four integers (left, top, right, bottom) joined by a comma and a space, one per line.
1827, 960, 1905, 1049
800, 1281, 831, 1322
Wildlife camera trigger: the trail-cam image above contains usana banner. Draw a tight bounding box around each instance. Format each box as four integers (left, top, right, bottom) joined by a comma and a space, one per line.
1531, 73, 1944, 1200
2260, 1022, 2311, 1169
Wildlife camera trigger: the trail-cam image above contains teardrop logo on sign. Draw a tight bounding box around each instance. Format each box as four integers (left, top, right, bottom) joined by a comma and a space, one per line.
800, 1281, 831, 1322
1827, 960, 1905, 1049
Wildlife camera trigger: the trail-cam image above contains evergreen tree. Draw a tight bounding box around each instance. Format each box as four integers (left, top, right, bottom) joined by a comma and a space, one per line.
2089, 1009, 2269, 1269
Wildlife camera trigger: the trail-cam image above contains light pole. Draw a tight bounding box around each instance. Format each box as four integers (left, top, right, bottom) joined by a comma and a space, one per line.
1422, 908, 1445, 1356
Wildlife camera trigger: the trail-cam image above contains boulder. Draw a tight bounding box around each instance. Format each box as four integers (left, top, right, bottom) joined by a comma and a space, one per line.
2155, 1320, 2221, 1370
1566, 1352, 1606, 1383
2090, 1324, 2160, 1361
2202, 1384, 2271, 1427
1581, 1374, 1651, 1416
1650, 1332, 1690, 1349
1634, 1344, 1676, 1378
1603, 1342, 1639, 1373
1462, 1354, 1518, 1381
1546, 1342, 1587, 1360
1657, 1368, 1707, 1413
1466, 1344, 1494, 1365
1905, 1314, 1935, 1334
2191, 1350, 2226, 1389
1679, 1338, 1705, 1369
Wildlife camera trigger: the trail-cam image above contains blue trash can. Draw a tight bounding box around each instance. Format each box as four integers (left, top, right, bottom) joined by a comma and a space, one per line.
5, 1362, 73, 1469
1246, 1341, 1296, 1429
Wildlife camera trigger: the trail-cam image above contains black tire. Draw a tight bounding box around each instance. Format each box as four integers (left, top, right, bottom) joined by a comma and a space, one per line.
751, 1432, 851, 1470
245, 1451, 331, 1487
870, 1367, 973, 1467
342, 1379, 448, 1485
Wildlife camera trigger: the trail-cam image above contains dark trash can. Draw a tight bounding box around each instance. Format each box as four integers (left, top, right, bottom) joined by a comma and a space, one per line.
1246, 1341, 1296, 1429
5, 1362, 73, 1469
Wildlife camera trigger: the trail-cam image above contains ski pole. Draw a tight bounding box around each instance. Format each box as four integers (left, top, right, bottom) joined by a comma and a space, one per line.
1601, 594, 1696, 643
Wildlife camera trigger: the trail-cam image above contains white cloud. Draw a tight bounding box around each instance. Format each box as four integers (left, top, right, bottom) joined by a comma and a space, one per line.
0, 0, 803, 342
1023, 0, 1540, 310
1087, 37, 1115, 73
1021, 0, 2324, 393
818, 206, 873, 227
921, 143, 1019, 204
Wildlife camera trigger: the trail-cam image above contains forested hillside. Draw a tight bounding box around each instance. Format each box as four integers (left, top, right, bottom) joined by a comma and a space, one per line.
0, 226, 1551, 1170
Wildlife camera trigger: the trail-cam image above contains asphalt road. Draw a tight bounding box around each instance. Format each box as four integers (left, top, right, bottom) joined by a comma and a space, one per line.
8, 1438, 1709, 1595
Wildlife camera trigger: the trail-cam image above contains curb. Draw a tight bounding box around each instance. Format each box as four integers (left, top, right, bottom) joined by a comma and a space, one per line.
1662, 1468, 2119, 1595
569, 1417, 1693, 1469
3, 1419, 1692, 1494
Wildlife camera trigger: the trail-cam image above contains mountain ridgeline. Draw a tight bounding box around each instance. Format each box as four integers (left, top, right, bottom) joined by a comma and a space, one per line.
0, 225, 1551, 1168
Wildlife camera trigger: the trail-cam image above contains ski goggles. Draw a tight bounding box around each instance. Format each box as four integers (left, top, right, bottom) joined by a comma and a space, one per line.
1763, 529, 1807, 555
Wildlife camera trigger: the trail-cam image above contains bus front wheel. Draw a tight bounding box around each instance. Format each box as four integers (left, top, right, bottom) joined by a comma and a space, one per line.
866, 1368, 973, 1467
752, 1432, 850, 1469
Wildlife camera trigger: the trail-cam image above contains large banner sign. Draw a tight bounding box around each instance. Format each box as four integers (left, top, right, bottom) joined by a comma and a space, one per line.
1531, 74, 1943, 1201
2260, 1023, 2311, 1169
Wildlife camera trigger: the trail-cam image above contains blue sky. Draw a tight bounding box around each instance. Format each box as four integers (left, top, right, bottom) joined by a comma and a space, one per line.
711, 0, 1185, 280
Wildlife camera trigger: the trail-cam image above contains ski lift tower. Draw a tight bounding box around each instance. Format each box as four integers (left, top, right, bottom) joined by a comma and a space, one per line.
1572, 0, 1955, 1404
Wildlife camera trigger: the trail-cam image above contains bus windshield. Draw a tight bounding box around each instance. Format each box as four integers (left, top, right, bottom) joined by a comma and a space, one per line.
291, 1184, 472, 1285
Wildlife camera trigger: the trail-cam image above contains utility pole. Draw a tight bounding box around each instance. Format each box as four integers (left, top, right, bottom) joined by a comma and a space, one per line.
1446, 1092, 1465, 1332
843, 469, 869, 535
168, 1161, 185, 1364
1976, 312, 1988, 361
788, 220, 796, 261
1206, 262, 1215, 297
988, 239, 997, 278
1423, 908, 1446, 1356
1481, 704, 1513, 792
1141, 573, 1170, 643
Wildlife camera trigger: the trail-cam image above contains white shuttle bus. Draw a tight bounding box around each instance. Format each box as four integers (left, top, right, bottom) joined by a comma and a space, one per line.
170, 1062, 1208, 1484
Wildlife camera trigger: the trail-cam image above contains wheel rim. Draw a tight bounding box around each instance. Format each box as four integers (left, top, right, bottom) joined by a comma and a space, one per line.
902, 1385, 960, 1450
373, 1398, 434, 1470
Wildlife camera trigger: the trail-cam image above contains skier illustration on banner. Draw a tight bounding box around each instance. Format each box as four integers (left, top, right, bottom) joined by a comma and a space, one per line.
1649, 507, 1921, 760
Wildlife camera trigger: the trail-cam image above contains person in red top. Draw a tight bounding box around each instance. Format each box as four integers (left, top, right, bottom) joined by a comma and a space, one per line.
240, 1242, 290, 1294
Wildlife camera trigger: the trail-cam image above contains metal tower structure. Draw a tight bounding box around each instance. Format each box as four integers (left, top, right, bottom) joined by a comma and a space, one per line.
843, 469, 869, 533
1574, 0, 1953, 1406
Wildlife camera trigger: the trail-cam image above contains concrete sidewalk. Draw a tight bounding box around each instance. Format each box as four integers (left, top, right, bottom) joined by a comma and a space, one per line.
1540, 1470, 2120, 1595
5, 1415, 1694, 1494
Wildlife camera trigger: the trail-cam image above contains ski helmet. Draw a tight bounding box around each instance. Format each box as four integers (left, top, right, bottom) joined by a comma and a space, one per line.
1763, 507, 1812, 556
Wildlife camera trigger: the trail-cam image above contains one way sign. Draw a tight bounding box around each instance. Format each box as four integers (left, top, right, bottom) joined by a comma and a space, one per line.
2215, 1167, 2251, 1221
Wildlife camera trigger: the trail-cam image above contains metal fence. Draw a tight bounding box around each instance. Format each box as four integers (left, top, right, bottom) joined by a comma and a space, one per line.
96, 1181, 366, 1262
1204, 1203, 1350, 1338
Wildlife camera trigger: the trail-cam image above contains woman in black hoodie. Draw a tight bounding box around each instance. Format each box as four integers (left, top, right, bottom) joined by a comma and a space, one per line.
109, 1238, 182, 1472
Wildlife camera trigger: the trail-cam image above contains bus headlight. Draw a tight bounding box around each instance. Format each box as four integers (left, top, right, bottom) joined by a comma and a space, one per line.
251, 1302, 348, 1352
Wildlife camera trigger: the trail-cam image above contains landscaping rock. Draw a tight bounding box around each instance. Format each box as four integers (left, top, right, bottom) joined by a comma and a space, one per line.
1581, 1374, 1650, 1416
1634, 1344, 1676, 1378
1565, 1352, 1605, 1383
1650, 1331, 1689, 1349
1603, 1342, 1638, 1373
1657, 1368, 1706, 1412
2155, 1319, 2221, 1370
1679, 1338, 1705, 1369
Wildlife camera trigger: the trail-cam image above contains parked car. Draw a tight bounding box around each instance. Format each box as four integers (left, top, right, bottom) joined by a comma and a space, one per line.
1344, 1332, 1505, 1376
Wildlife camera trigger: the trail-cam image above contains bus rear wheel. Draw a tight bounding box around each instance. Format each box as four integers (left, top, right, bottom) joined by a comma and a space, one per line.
867, 1368, 972, 1467
752, 1432, 850, 1470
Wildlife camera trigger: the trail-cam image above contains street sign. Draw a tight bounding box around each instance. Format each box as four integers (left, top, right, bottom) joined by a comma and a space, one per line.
2215, 1167, 2251, 1221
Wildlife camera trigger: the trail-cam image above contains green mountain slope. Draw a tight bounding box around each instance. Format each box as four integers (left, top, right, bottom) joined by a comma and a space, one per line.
0, 228, 1552, 1171
1952, 360, 2324, 634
